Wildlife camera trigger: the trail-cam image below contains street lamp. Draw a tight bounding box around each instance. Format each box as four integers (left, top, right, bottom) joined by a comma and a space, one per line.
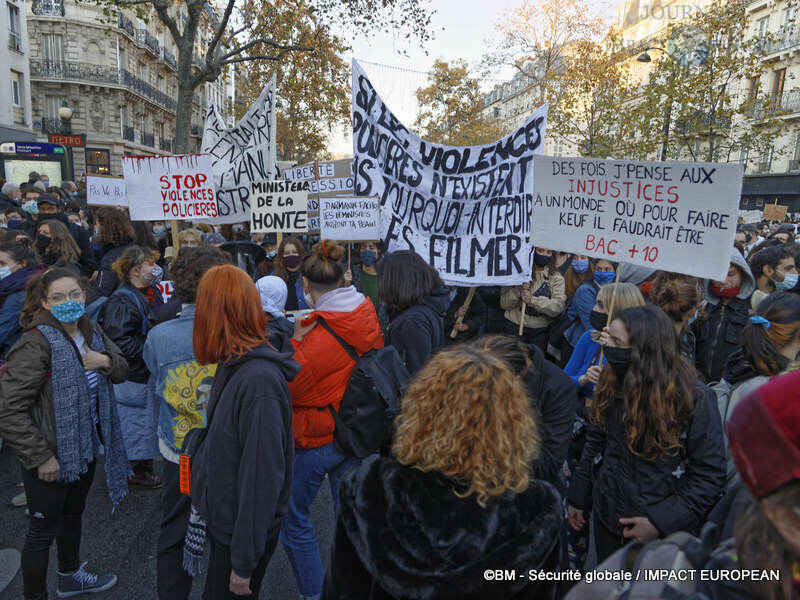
637, 46, 678, 161
57, 101, 74, 179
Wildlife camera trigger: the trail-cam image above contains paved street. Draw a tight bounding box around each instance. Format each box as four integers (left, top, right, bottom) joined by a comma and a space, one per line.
0, 448, 336, 599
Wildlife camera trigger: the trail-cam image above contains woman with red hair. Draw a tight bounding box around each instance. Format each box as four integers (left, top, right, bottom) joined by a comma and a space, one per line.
190, 265, 300, 599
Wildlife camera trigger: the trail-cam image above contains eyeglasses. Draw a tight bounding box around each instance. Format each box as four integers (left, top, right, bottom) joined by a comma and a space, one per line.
47, 290, 84, 304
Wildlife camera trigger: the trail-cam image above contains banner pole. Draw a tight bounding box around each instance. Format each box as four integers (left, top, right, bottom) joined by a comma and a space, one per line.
449, 287, 476, 339
170, 220, 179, 256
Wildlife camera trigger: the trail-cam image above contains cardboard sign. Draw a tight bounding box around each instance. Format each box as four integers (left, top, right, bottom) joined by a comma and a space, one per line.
250, 180, 309, 233
202, 76, 276, 224
763, 203, 787, 221
86, 175, 126, 207
320, 196, 380, 240
532, 156, 743, 281
123, 155, 216, 221
352, 59, 548, 285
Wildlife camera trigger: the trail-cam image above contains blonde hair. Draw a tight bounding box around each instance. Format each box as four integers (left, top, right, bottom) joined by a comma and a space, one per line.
393, 346, 538, 507
596, 282, 646, 316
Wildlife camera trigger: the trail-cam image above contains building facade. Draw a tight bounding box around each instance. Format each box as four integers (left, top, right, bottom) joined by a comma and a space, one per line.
25, 0, 234, 178
1, 0, 34, 142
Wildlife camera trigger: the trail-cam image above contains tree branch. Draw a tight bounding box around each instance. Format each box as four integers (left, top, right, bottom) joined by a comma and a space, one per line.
220, 54, 284, 65
205, 0, 236, 66
152, 0, 182, 45
216, 38, 314, 63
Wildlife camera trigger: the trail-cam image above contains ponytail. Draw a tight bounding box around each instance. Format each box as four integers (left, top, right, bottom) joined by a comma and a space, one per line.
741, 291, 800, 376
301, 239, 345, 288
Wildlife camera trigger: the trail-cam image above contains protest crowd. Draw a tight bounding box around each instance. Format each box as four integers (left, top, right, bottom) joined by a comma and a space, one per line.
0, 71, 798, 600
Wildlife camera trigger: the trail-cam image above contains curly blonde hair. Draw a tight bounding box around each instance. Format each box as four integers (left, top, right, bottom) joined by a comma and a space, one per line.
393, 346, 538, 507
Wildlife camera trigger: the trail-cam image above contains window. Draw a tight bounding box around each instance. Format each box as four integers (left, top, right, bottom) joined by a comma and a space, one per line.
10, 70, 21, 105
157, 74, 164, 92
45, 95, 65, 119
773, 68, 787, 98
138, 62, 147, 82
157, 121, 164, 140
747, 76, 760, 102
8, 3, 20, 51
85, 148, 110, 175
758, 16, 769, 38
118, 47, 127, 71
42, 34, 63, 72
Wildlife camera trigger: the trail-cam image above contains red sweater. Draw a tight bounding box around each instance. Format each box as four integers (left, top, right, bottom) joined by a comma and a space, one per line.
289, 298, 383, 448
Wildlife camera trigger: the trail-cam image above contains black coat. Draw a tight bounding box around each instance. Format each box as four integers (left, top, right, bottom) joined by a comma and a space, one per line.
0, 192, 17, 212
88, 243, 134, 304
155, 296, 182, 324
692, 297, 750, 382
477, 286, 507, 334
96, 282, 160, 383
191, 342, 299, 578
443, 287, 486, 344
567, 383, 726, 538
384, 285, 451, 375
37, 213, 96, 278
524, 344, 579, 495
323, 457, 565, 600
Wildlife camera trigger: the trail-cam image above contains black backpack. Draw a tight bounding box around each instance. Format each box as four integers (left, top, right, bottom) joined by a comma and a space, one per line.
317, 317, 410, 459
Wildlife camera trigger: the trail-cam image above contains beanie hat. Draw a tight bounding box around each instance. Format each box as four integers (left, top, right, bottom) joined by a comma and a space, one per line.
727, 369, 800, 499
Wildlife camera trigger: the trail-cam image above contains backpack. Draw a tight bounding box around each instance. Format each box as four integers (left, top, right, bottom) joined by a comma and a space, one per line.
565, 526, 719, 600
317, 316, 410, 459
549, 280, 598, 349
86, 287, 149, 336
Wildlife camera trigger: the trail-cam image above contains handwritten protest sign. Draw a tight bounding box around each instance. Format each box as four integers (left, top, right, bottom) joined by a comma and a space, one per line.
320, 196, 380, 240
123, 155, 216, 221
86, 175, 126, 207
352, 59, 548, 285
202, 74, 276, 224
739, 209, 761, 224
157, 280, 174, 302
250, 180, 309, 233
532, 157, 743, 281
763, 203, 787, 221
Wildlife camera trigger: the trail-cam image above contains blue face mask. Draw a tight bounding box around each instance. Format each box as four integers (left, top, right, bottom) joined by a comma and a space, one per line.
360, 250, 378, 267
572, 259, 589, 274
22, 200, 38, 215
775, 273, 799, 291
50, 300, 85, 324
266, 249, 278, 260
68, 192, 77, 199
0, 266, 12, 280
594, 271, 616, 285
6, 219, 22, 230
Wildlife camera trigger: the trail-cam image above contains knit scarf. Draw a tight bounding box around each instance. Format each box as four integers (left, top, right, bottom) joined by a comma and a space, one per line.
183, 505, 207, 576
37, 325, 131, 507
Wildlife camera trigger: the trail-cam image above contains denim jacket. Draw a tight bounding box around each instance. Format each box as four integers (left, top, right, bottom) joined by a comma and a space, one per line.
142, 304, 218, 463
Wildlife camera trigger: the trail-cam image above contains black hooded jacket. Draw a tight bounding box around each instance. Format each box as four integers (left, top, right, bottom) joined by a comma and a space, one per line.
323, 457, 565, 600
443, 287, 486, 344
524, 344, 580, 495
567, 383, 726, 538
384, 285, 452, 375
191, 341, 299, 578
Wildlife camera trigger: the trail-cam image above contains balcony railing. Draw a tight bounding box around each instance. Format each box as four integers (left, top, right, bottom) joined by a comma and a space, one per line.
41, 117, 67, 134
190, 124, 203, 137
136, 29, 159, 55
761, 26, 800, 55
29, 60, 177, 113
162, 48, 177, 69
141, 132, 155, 147
8, 30, 20, 51
118, 13, 134, 37
32, 0, 64, 16
12, 106, 25, 125
122, 125, 134, 142
750, 90, 800, 119
159, 137, 172, 152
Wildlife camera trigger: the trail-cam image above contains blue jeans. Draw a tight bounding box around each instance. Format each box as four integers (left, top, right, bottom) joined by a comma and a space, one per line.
280, 443, 358, 598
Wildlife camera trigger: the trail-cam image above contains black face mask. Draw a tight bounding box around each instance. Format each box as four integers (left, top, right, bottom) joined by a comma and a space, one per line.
36, 233, 51, 254
589, 310, 608, 331
604, 345, 632, 380
534, 252, 550, 268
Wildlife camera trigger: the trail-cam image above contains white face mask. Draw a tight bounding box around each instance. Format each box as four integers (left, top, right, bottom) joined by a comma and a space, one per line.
304, 291, 315, 309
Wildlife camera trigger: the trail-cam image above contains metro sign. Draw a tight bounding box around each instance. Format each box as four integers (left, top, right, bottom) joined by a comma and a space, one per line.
48, 134, 84, 147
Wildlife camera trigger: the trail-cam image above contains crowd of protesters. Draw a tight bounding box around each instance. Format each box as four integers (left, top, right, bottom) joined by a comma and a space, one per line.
0, 170, 797, 600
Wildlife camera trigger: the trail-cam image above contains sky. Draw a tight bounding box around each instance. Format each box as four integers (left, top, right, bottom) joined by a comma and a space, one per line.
327, 0, 524, 155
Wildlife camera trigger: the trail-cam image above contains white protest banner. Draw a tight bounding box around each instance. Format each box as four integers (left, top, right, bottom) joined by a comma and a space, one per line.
738, 209, 762, 224
309, 177, 354, 195
201, 74, 276, 224
250, 180, 309, 233
123, 155, 217, 221
308, 214, 320, 232
532, 156, 743, 281
320, 196, 380, 240
352, 59, 548, 285
86, 175, 126, 207
284, 162, 316, 182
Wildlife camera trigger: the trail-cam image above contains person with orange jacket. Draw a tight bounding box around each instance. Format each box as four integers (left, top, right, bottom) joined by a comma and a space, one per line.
280, 239, 383, 600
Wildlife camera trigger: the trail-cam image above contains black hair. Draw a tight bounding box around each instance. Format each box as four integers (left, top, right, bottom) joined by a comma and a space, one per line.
378, 250, 443, 319
0, 239, 40, 267
748, 245, 794, 279
741, 291, 800, 376
170, 246, 231, 304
